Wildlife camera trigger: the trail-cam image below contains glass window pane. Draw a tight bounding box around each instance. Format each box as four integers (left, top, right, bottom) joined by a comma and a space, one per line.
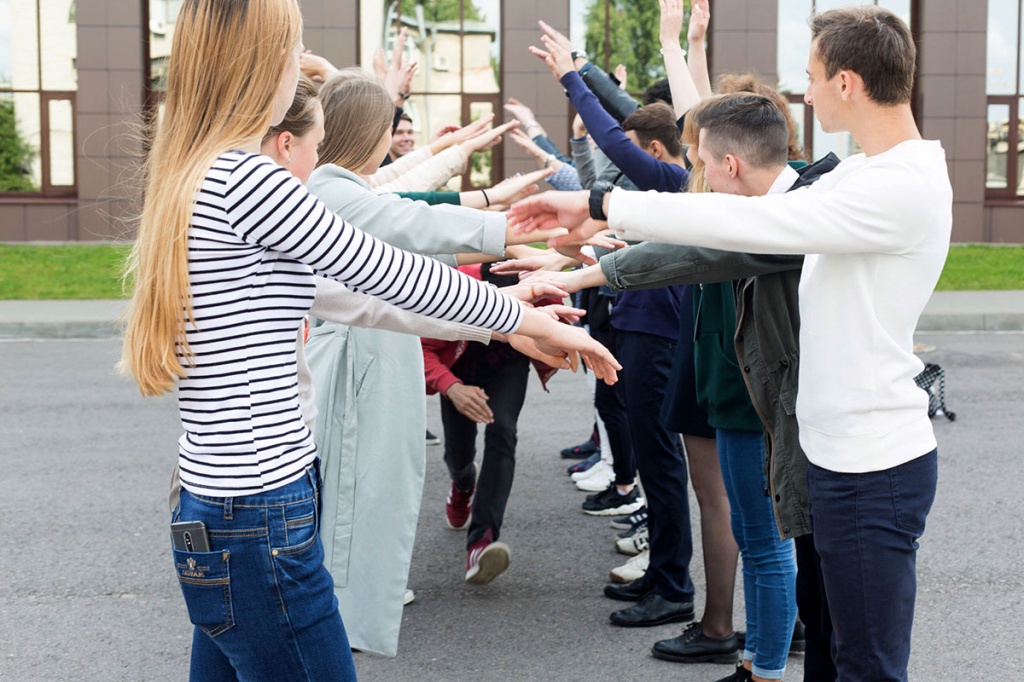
407, 1, 463, 94
359, 0, 390, 68
1018, 99, 1024, 195
788, 100, 807, 157
778, 1, 813, 95
149, 0, 178, 92
987, 103, 1011, 189
0, 92, 40, 191
468, 100, 494, 187
813, 117, 860, 161
2, 0, 40, 90
987, 0, 1020, 95
404, 92, 462, 151
463, 0, 500, 94
48, 97, 74, 186
40, 0, 77, 91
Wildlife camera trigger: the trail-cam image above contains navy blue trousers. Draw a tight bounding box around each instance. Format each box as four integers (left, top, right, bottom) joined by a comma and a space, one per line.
617, 330, 694, 602
808, 450, 938, 682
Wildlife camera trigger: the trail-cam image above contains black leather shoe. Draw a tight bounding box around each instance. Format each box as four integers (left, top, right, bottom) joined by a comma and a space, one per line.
652, 622, 740, 664
609, 592, 694, 627
603, 573, 654, 602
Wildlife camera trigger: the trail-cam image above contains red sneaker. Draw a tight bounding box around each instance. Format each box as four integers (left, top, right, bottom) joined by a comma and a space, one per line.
445, 481, 474, 530
465, 529, 510, 585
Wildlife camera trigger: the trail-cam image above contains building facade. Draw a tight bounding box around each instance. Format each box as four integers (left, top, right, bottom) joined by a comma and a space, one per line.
0, 0, 1020, 243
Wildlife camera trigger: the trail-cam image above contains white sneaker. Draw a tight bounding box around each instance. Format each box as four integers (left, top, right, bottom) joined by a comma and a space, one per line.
403, 588, 415, 605
576, 466, 616, 492
609, 549, 650, 583
615, 528, 649, 556
571, 459, 613, 483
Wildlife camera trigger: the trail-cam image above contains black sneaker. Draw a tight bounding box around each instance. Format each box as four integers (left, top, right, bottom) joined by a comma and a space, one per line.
652, 622, 740, 664
610, 506, 648, 531
425, 429, 441, 446
714, 663, 753, 682
582, 484, 644, 516
616, 516, 648, 539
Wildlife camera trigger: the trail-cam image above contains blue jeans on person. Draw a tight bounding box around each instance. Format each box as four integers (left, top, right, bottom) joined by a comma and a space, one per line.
718, 428, 797, 680
808, 449, 938, 682
171, 464, 356, 681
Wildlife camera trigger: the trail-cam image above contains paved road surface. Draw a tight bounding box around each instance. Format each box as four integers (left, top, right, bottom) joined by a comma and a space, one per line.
1, 332, 1021, 680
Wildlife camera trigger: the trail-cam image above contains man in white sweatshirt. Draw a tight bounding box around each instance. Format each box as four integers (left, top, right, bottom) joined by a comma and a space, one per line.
509, 7, 950, 681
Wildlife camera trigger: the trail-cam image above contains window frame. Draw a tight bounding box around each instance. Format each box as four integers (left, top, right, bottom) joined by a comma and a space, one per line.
0, 0, 78, 200
984, 0, 1024, 203
357, 0, 505, 190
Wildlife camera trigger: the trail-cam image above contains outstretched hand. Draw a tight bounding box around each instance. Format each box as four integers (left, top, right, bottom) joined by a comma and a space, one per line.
529, 36, 576, 80
508, 190, 608, 248
659, 0, 686, 48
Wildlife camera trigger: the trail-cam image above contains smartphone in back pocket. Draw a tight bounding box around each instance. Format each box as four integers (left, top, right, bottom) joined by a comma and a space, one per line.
171, 521, 211, 552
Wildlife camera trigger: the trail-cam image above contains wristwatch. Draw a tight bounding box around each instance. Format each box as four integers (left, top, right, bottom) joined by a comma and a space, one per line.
589, 181, 614, 221
571, 49, 588, 61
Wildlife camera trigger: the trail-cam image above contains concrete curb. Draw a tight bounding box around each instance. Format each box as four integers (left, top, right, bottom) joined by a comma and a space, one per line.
1, 293, 1023, 339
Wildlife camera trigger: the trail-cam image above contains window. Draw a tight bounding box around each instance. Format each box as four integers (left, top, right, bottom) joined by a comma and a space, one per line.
777, 0, 911, 161
570, 0, 681, 98
0, 0, 77, 197
359, 0, 503, 189
986, 0, 1024, 199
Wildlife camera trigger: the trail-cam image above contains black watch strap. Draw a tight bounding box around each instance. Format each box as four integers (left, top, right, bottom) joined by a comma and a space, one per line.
589, 182, 612, 221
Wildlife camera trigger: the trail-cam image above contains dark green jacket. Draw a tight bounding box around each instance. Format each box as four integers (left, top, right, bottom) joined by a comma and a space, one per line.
599, 153, 840, 539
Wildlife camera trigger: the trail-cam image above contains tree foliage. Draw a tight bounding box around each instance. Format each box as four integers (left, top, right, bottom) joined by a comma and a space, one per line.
583, 0, 691, 93
0, 100, 37, 192
415, 0, 484, 24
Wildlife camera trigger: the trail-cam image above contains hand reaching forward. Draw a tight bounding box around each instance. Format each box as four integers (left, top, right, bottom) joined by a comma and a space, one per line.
508, 190, 608, 248
446, 383, 493, 423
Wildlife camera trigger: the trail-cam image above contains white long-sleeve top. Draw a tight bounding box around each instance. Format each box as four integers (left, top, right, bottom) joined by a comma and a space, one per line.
609, 140, 952, 473
179, 151, 523, 496
368, 146, 469, 193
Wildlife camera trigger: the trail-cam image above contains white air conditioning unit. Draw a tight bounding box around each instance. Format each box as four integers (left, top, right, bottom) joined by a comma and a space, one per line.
150, 19, 167, 36
433, 54, 450, 72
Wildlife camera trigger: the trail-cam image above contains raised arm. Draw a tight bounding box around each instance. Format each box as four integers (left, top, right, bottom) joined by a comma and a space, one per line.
659, 0, 702, 118
687, 0, 713, 99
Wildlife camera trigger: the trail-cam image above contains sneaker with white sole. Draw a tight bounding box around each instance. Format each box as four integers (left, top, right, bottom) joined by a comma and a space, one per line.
582, 484, 644, 516
403, 588, 415, 605
465, 529, 510, 585
616, 527, 649, 556
576, 465, 616, 493
573, 456, 610, 477
610, 506, 648, 531
446, 480, 474, 530
609, 549, 650, 584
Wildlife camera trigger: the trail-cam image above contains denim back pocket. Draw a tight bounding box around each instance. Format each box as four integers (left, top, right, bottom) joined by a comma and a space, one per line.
173, 548, 234, 637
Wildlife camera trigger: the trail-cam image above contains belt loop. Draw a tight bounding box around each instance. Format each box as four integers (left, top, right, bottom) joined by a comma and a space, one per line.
223, 496, 233, 520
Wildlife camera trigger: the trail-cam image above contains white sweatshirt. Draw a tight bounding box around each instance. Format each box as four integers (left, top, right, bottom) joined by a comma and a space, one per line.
609, 140, 952, 473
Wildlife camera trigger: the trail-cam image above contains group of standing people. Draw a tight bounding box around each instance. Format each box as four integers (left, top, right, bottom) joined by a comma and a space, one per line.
118, 1, 949, 681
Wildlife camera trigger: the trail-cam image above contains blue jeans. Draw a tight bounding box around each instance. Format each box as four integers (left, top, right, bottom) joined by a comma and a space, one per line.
172, 465, 355, 681
808, 450, 938, 682
718, 429, 797, 679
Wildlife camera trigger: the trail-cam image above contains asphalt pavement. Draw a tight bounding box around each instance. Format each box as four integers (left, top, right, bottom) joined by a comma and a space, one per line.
1, 331, 1022, 681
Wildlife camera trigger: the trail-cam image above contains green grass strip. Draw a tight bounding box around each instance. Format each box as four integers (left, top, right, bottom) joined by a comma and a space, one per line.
0, 242, 1021, 299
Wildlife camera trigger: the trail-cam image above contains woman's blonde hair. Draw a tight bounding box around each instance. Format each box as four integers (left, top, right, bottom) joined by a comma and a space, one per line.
265, 74, 321, 141
121, 0, 302, 396
316, 69, 396, 171
682, 114, 710, 194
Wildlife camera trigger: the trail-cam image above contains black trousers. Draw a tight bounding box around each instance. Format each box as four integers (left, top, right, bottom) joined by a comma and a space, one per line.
795, 533, 837, 682
441, 353, 530, 548
592, 324, 635, 486
618, 330, 694, 602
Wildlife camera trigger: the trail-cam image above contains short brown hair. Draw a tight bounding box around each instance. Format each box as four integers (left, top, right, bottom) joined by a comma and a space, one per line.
691, 93, 789, 170
622, 103, 682, 158
811, 6, 915, 105
716, 73, 804, 161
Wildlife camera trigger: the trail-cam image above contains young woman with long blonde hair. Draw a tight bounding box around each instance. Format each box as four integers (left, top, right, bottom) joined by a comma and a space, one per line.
120, 1, 618, 678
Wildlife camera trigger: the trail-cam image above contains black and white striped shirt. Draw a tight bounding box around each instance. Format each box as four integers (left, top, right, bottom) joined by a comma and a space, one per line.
178, 152, 523, 496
